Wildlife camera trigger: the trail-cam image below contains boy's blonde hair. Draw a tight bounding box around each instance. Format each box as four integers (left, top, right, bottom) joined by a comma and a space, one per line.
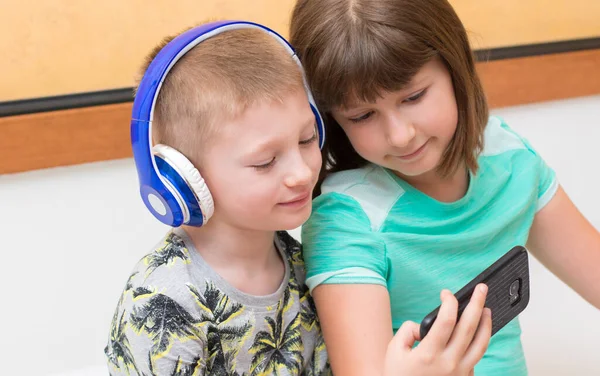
290, 0, 489, 185
137, 25, 305, 163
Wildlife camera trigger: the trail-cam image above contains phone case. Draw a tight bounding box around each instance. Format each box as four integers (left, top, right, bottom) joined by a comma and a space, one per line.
420, 246, 530, 339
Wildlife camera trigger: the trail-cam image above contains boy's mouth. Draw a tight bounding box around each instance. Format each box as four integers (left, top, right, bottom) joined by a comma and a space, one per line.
279, 192, 311, 206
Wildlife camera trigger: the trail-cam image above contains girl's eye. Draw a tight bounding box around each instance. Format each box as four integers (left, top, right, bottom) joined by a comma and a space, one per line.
348, 111, 373, 123
404, 89, 427, 103
252, 158, 275, 170
300, 131, 318, 145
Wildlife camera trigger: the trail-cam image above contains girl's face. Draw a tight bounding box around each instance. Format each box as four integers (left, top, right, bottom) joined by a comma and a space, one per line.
331, 57, 458, 182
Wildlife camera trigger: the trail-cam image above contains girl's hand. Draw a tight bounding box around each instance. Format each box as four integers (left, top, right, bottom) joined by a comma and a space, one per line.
384, 284, 492, 376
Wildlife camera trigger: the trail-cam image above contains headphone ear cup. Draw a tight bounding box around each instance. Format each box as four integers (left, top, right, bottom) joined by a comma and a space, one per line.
152, 144, 215, 225
310, 104, 325, 149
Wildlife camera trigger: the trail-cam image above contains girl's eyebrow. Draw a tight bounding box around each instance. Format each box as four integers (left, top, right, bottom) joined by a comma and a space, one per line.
399, 75, 429, 94
341, 75, 431, 112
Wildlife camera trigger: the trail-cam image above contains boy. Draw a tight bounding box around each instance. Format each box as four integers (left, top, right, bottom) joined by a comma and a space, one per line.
104, 23, 329, 375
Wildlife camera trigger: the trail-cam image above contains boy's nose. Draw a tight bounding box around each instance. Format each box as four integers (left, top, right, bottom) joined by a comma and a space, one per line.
284, 157, 313, 188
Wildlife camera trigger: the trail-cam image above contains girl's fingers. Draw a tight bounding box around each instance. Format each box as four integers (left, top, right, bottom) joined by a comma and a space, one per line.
420, 289, 459, 351
447, 284, 488, 357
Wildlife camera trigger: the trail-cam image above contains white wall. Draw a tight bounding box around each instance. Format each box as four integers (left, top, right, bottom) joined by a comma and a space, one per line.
492, 95, 600, 375
1, 95, 599, 376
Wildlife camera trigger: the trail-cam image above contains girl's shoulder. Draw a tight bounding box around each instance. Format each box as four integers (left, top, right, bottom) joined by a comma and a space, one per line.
480, 115, 538, 159
315, 165, 405, 232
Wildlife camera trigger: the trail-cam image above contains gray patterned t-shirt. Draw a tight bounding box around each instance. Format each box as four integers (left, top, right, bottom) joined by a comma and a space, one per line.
105, 230, 330, 375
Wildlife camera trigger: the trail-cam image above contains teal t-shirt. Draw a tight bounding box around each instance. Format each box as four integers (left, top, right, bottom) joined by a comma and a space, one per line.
301, 116, 558, 376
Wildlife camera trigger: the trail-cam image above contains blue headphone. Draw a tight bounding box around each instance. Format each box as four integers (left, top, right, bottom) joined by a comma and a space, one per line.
131, 20, 325, 228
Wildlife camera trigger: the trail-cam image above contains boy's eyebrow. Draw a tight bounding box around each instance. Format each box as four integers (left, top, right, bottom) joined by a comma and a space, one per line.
243, 116, 316, 158
244, 140, 279, 159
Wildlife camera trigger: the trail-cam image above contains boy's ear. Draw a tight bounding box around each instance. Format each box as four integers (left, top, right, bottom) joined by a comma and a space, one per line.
153, 144, 215, 226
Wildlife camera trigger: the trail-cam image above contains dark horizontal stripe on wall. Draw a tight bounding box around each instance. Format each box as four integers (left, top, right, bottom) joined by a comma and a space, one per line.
475, 37, 600, 61
0, 88, 133, 118
1, 37, 599, 117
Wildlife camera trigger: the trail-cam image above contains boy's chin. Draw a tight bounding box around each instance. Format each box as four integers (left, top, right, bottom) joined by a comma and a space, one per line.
271, 212, 312, 232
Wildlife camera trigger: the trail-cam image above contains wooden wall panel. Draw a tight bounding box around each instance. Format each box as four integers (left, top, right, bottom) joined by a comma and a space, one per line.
478, 49, 600, 108
0, 103, 132, 174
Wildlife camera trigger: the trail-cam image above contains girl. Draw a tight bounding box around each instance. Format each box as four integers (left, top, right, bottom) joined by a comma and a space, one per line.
290, 0, 600, 375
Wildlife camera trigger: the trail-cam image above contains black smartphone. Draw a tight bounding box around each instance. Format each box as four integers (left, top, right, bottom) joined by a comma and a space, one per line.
420, 246, 530, 340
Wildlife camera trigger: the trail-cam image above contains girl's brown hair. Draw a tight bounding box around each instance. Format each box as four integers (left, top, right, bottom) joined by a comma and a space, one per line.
290, 0, 488, 194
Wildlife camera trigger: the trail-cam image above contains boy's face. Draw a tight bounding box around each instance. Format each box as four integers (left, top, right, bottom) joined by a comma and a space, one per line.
200, 89, 322, 231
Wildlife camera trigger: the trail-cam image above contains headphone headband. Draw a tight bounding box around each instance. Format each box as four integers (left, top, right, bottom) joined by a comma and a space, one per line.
131, 21, 324, 227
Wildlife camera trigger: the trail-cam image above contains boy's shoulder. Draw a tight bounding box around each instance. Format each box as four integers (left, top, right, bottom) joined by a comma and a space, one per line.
276, 230, 302, 260
125, 231, 196, 291
106, 231, 206, 375
276, 230, 308, 282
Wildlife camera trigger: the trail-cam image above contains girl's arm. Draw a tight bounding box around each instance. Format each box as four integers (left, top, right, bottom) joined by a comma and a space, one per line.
527, 186, 600, 308
313, 284, 392, 375
313, 283, 492, 376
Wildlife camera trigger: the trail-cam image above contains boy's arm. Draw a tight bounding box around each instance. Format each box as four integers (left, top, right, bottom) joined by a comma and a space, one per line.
527, 185, 600, 309
313, 283, 492, 376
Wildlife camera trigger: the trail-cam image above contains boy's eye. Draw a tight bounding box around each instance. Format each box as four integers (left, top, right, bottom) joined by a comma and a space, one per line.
348, 111, 373, 123
404, 89, 426, 103
300, 131, 318, 145
252, 157, 275, 170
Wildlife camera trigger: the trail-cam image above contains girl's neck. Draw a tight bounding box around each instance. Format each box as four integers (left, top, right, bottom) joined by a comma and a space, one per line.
399, 163, 470, 203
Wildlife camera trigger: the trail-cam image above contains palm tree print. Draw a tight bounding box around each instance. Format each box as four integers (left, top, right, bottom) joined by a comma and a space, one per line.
296, 284, 329, 375
169, 355, 203, 376
278, 231, 304, 300
105, 232, 330, 375
143, 232, 190, 276
188, 282, 253, 375
132, 286, 154, 299
286, 267, 301, 303
278, 231, 304, 267
114, 271, 140, 309
105, 310, 139, 375
307, 330, 328, 376
299, 285, 318, 332
125, 271, 139, 291
249, 291, 304, 375
129, 292, 202, 359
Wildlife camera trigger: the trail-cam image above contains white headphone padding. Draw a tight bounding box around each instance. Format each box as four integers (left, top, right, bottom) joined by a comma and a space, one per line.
152, 144, 215, 223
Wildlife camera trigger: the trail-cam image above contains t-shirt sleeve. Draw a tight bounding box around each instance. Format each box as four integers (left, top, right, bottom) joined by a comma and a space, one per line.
301, 192, 388, 292
499, 118, 558, 211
